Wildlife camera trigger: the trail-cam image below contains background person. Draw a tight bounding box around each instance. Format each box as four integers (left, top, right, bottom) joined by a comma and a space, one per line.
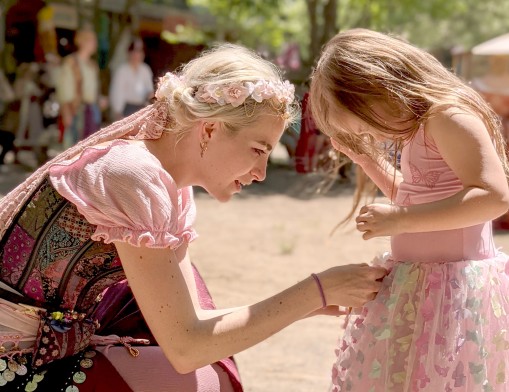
56, 27, 102, 148
109, 38, 154, 121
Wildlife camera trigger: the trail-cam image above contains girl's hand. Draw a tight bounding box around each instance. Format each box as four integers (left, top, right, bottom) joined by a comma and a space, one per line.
330, 137, 369, 165
330, 137, 357, 158
355, 203, 405, 239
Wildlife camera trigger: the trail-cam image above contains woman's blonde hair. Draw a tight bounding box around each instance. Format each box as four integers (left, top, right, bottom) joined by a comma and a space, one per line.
155, 44, 298, 135
310, 28, 509, 222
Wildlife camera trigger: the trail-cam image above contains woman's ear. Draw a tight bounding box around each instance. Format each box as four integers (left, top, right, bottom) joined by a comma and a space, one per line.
200, 121, 217, 141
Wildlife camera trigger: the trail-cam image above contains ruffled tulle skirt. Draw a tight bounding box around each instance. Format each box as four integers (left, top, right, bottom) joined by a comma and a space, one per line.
331, 252, 509, 392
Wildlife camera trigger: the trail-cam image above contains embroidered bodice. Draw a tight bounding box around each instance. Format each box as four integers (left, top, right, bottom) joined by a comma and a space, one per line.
0, 178, 123, 313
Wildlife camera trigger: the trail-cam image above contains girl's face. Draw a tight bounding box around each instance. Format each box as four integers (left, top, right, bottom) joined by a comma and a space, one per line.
200, 114, 286, 202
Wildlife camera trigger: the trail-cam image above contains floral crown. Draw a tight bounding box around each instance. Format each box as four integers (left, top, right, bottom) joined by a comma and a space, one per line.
155, 72, 295, 108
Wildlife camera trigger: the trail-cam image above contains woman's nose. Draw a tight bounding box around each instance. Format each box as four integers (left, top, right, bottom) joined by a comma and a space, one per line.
251, 159, 268, 182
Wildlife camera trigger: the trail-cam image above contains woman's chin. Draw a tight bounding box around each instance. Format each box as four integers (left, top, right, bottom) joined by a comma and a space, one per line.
206, 188, 233, 203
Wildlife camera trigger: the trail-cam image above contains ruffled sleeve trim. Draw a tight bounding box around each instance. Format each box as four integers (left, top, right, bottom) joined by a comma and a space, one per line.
92, 226, 198, 249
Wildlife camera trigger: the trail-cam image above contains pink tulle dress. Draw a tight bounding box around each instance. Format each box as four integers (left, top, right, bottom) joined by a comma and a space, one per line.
331, 126, 509, 391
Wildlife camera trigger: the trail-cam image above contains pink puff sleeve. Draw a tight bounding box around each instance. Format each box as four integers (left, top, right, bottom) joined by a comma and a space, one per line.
48, 141, 198, 249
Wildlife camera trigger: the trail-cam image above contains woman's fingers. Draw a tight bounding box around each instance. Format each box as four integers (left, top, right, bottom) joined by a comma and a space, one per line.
370, 266, 389, 280
321, 264, 388, 307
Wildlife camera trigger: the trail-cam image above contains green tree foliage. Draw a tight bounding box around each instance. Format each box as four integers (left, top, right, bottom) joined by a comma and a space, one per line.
189, 0, 305, 51
188, 0, 509, 66
337, 0, 509, 50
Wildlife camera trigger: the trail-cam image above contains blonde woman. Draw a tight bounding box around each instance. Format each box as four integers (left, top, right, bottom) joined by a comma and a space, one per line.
0, 44, 385, 391
311, 28, 509, 392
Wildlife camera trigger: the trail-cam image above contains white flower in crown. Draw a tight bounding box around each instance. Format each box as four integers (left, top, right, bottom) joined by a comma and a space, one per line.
223, 82, 255, 107
155, 72, 183, 100
279, 80, 296, 103
252, 80, 275, 102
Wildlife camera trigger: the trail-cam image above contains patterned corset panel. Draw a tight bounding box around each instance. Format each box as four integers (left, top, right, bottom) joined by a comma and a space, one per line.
0, 177, 126, 314
392, 126, 497, 263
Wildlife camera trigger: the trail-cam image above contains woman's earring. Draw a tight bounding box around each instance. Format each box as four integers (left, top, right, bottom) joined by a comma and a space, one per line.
200, 141, 208, 158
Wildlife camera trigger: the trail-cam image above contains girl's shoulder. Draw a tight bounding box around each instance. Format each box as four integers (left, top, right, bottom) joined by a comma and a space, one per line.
425, 107, 486, 140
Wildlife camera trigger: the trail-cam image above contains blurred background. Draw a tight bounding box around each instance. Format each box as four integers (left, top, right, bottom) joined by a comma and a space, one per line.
0, 0, 509, 175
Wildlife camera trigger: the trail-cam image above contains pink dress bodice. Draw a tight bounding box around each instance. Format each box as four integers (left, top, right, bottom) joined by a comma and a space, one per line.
391, 126, 497, 263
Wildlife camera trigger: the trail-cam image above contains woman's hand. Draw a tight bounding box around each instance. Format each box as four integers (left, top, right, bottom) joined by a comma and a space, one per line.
304, 305, 347, 318
318, 263, 387, 308
355, 203, 405, 239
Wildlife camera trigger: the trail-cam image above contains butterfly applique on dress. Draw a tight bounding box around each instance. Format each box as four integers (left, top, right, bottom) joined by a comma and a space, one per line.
409, 162, 441, 189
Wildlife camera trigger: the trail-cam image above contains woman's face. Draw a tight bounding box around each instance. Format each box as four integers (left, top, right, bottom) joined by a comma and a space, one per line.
200, 114, 286, 202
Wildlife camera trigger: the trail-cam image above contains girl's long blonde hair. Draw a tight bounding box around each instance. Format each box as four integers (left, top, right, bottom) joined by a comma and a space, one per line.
310, 28, 509, 222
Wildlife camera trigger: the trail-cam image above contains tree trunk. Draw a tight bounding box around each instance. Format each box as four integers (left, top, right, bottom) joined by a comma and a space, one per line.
109, 0, 137, 54
321, 0, 337, 47
306, 0, 320, 66
93, 0, 102, 35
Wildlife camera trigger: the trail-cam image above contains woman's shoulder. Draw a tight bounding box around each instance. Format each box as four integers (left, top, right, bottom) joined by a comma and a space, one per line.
59, 139, 156, 165
50, 140, 173, 187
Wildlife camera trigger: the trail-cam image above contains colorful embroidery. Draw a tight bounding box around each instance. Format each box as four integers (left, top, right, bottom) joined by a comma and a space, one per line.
0, 178, 126, 313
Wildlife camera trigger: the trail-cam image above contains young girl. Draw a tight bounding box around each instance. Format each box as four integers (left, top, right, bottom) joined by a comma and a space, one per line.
310, 29, 509, 391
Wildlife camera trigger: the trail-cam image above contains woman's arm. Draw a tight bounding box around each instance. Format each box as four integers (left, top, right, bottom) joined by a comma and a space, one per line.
356, 110, 509, 239
115, 241, 385, 374
330, 138, 403, 199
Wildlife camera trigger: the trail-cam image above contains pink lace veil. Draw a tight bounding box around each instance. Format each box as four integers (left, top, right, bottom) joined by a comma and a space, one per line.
0, 101, 170, 239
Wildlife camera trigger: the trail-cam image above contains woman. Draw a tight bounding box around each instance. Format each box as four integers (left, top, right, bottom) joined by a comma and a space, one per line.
0, 44, 386, 391
56, 28, 102, 148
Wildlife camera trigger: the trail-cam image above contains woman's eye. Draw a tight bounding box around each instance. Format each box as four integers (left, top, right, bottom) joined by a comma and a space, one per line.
253, 148, 266, 156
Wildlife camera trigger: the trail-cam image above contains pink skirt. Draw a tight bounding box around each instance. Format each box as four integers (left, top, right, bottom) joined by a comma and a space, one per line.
331, 252, 509, 392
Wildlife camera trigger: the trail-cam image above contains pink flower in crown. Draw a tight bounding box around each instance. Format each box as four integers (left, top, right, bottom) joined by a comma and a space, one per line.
223, 82, 255, 107
251, 80, 276, 102
155, 72, 182, 100
197, 84, 226, 105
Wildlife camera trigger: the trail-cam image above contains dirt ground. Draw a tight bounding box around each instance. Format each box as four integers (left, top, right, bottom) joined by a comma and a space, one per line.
189, 164, 509, 392
189, 166, 388, 392
2, 151, 509, 392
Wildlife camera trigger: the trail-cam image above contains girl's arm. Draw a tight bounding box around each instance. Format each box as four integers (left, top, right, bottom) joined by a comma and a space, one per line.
115, 241, 386, 374
331, 138, 403, 199
357, 109, 509, 238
